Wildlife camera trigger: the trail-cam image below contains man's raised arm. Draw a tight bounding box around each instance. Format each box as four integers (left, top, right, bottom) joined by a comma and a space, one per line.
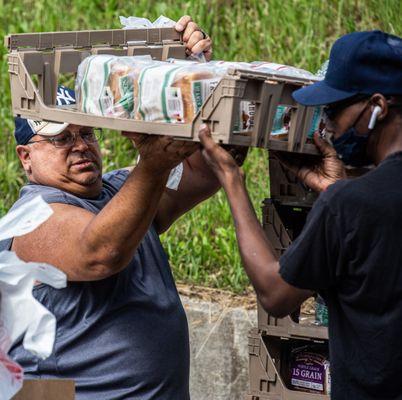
13, 136, 197, 281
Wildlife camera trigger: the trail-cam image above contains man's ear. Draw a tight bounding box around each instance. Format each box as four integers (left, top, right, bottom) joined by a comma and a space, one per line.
370, 93, 388, 122
16, 145, 32, 175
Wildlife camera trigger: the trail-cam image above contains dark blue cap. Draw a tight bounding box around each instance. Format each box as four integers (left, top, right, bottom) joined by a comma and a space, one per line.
293, 31, 402, 106
14, 86, 76, 145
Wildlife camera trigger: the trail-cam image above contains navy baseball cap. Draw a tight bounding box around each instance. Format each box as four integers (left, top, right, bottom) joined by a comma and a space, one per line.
293, 31, 402, 106
14, 86, 76, 145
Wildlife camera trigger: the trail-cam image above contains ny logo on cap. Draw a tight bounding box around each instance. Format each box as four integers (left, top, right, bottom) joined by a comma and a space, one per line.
56, 86, 76, 106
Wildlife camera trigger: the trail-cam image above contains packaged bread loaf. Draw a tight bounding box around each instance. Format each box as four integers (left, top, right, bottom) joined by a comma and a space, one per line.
135, 62, 224, 123
77, 56, 225, 124
76, 55, 155, 118
107, 62, 134, 117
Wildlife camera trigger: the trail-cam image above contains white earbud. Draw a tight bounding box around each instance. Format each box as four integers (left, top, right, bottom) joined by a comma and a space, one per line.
368, 106, 382, 130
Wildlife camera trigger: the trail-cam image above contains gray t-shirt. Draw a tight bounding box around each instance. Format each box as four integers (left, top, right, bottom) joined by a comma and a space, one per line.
0, 170, 190, 400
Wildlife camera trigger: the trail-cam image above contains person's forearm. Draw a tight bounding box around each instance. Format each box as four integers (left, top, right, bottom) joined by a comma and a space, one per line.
182, 150, 221, 203
197, 125, 312, 316
81, 161, 169, 275
222, 171, 313, 316
221, 171, 280, 297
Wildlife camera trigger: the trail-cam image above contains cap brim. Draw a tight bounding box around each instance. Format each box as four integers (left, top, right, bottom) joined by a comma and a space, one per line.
35, 122, 69, 137
292, 80, 359, 106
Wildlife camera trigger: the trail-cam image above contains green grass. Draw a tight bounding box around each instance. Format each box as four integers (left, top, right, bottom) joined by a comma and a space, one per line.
0, 0, 400, 292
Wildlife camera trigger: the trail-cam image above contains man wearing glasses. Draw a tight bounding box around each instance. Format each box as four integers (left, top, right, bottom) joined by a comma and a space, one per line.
0, 17, 219, 400
199, 31, 402, 399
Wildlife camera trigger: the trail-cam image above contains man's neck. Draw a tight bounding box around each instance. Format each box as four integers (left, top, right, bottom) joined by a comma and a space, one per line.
374, 121, 402, 164
28, 177, 103, 199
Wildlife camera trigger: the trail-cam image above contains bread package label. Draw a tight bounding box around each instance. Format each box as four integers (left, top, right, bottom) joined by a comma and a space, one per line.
191, 78, 220, 112
137, 64, 183, 122
117, 75, 135, 113
290, 347, 331, 395
233, 101, 256, 132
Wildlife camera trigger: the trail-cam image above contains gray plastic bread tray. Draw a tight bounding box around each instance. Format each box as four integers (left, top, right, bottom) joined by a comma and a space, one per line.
6, 27, 321, 153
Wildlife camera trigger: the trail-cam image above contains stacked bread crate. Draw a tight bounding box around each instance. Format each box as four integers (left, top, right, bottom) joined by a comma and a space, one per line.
6, 28, 322, 153
246, 155, 330, 399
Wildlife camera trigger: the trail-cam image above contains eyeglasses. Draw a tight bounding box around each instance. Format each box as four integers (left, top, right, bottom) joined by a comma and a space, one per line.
27, 128, 102, 148
323, 95, 370, 121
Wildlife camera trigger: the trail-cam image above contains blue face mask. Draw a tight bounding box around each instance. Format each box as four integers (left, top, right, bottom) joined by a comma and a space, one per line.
331, 127, 372, 167
328, 99, 376, 167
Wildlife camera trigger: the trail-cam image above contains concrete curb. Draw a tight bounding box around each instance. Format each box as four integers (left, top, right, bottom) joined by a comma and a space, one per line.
181, 295, 257, 400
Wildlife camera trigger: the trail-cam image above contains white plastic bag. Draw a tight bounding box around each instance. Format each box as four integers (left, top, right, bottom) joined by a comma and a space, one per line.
0, 347, 23, 400
0, 251, 66, 357
119, 15, 176, 29
0, 196, 67, 399
166, 163, 184, 191
0, 195, 53, 241
152, 15, 176, 28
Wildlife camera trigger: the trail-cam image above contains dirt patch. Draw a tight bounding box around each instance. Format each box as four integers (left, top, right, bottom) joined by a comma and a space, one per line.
177, 283, 257, 310
178, 283, 317, 318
